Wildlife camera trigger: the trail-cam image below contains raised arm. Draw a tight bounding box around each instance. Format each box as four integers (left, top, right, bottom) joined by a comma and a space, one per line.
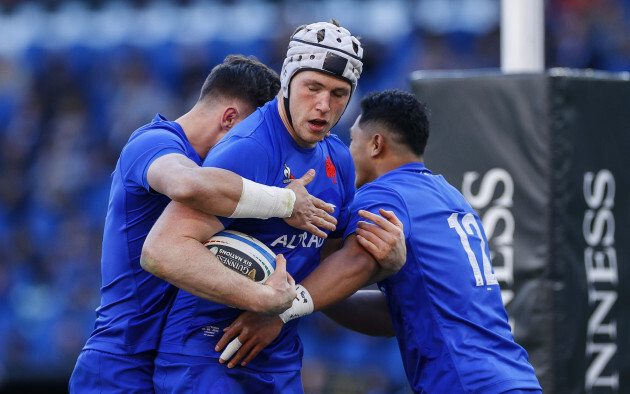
140, 200, 296, 315
147, 154, 336, 237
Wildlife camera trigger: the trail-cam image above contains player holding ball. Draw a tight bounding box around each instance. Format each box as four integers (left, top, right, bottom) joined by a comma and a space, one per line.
69, 55, 336, 393
142, 19, 407, 393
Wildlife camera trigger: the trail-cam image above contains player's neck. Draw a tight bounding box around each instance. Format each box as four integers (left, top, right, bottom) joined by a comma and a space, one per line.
277, 93, 297, 137
176, 106, 222, 159
376, 154, 423, 178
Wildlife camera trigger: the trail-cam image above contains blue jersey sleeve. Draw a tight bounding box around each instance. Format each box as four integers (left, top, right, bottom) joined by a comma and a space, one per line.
343, 183, 411, 241
118, 129, 186, 194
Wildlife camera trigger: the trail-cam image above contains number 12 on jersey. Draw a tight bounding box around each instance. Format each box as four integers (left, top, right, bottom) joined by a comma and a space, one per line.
448, 212, 499, 287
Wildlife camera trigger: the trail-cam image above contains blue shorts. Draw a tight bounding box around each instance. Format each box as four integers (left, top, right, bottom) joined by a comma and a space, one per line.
154, 352, 304, 394
69, 349, 156, 393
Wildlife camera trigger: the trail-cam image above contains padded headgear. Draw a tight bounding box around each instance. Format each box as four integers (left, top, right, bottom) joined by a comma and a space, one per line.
280, 21, 363, 99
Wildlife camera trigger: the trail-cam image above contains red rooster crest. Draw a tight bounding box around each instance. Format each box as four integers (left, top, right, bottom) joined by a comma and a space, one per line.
325, 155, 337, 184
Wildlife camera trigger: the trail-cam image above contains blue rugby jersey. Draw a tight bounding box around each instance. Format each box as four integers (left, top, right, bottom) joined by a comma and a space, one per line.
343, 162, 541, 394
157, 97, 356, 372
83, 114, 202, 355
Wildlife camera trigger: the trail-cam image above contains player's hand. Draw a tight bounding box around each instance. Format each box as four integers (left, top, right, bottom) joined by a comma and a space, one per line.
215, 311, 284, 368
284, 169, 337, 239
356, 209, 406, 274
259, 254, 296, 315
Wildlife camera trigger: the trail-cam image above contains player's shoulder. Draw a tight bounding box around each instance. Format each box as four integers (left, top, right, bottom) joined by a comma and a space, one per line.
118, 118, 190, 170
354, 171, 410, 213
351, 178, 411, 236
213, 117, 269, 156
324, 133, 350, 150
356, 178, 401, 201
233, 108, 267, 137
322, 133, 352, 161
121, 127, 182, 160
128, 117, 184, 146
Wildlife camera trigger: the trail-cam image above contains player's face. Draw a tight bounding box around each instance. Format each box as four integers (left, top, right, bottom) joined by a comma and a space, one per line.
288, 71, 351, 148
349, 115, 375, 188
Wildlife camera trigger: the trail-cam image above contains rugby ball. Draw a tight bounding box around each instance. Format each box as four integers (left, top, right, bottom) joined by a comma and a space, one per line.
203, 230, 276, 284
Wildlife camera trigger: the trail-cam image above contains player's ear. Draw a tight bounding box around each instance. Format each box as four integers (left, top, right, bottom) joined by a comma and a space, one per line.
221, 107, 239, 131
371, 134, 385, 157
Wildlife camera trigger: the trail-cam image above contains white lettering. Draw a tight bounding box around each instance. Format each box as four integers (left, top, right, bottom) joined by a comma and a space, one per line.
461, 168, 514, 308
306, 234, 324, 248
270, 235, 288, 248
298, 232, 308, 247
585, 343, 619, 391
286, 235, 301, 249
583, 170, 618, 392
584, 247, 618, 285
583, 169, 615, 209
481, 206, 515, 246
462, 168, 513, 208
583, 209, 615, 247
270, 232, 322, 250
587, 289, 617, 338
491, 245, 514, 287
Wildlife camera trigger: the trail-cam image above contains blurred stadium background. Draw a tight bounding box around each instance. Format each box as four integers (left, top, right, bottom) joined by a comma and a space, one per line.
0, 0, 629, 393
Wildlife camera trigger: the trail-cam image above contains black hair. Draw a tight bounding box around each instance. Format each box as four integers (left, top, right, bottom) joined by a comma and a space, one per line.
359, 89, 429, 156
199, 55, 280, 108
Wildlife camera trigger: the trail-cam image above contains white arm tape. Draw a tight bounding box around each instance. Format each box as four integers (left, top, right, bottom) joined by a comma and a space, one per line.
229, 177, 296, 219
279, 284, 314, 323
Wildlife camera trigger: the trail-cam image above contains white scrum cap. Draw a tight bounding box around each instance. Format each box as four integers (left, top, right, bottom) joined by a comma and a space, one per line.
280, 21, 363, 99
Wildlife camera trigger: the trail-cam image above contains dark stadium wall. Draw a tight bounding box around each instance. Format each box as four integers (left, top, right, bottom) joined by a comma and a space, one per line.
410, 70, 629, 394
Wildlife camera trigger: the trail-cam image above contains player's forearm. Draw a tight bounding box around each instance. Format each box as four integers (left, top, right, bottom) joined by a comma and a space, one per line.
277, 235, 384, 324
169, 167, 242, 217
303, 244, 379, 312
365, 266, 399, 286
148, 156, 243, 217
277, 249, 377, 324
174, 167, 296, 220
322, 290, 395, 337
149, 156, 295, 219
141, 238, 274, 313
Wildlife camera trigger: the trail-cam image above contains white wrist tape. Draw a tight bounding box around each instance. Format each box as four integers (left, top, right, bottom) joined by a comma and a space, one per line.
229, 177, 296, 219
279, 284, 314, 323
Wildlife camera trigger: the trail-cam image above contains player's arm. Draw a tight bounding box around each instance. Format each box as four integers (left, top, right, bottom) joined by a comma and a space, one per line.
140, 200, 296, 315
214, 231, 380, 369
316, 209, 403, 337
147, 154, 336, 238
288, 208, 405, 314
297, 233, 382, 311
321, 289, 394, 337
344, 209, 406, 282
215, 209, 405, 367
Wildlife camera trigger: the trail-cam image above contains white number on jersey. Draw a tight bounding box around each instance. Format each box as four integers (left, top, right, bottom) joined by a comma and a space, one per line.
448, 212, 499, 287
